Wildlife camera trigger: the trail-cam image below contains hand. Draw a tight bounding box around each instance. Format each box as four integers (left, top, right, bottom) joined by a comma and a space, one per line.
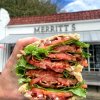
0, 37, 39, 100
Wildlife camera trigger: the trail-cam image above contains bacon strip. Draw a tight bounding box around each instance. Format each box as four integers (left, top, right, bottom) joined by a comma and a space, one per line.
28, 58, 70, 72
26, 55, 88, 73
31, 88, 73, 100
26, 70, 78, 88
48, 53, 76, 61
54, 45, 82, 53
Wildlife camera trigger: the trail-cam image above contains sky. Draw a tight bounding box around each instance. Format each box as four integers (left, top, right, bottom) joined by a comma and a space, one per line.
51, 0, 100, 13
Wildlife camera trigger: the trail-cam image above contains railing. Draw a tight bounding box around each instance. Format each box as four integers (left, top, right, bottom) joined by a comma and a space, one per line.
82, 72, 100, 92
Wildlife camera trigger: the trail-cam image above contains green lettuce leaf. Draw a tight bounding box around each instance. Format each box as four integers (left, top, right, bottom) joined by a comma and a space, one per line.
16, 66, 25, 77
33, 82, 86, 98
24, 44, 36, 54
69, 87, 86, 98
17, 56, 27, 67
18, 77, 31, 85
24, 45, 50, 60
82, 51, 91, 58
16, 56, 37, 77
49, 39, 90, 49
23, 39, 90, 60
63, 70, 70, 78
74, 41, 90, 48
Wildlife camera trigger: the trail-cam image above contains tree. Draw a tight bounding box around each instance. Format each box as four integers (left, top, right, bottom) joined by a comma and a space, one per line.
0, 0, 56, 17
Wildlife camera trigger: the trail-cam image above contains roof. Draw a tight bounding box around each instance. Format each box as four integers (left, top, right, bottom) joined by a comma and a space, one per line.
9, 10, 100, 25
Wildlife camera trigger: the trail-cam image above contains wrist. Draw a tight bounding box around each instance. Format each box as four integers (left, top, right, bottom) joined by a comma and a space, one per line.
0, 76, 25, 99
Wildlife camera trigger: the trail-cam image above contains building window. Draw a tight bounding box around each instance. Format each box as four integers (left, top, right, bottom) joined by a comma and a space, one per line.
8, 44, 15, 57
83, 44, 100, 72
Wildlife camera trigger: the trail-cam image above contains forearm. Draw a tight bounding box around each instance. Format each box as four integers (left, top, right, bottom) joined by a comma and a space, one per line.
0, 75, 12, 98
0, 76, 4, 98
0, 60, 27, 99
0, 75, 27, 100
0, 58, 18, 99
0, 76, 12, 99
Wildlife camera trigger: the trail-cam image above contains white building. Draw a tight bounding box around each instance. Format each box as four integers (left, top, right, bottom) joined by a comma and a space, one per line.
0, 9, 100, 75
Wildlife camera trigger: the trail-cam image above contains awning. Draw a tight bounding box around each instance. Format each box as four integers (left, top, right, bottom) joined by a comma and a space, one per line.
0, 31, 100, 44
0, 33, 57, 44
79, 30, 100, 43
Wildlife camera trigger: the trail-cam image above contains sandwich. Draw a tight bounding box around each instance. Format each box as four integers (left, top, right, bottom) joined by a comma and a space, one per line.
16, 33, 90, 100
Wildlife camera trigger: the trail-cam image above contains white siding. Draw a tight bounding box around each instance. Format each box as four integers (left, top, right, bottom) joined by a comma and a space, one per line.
7, 19, 100, 35
0, 24, 6, 72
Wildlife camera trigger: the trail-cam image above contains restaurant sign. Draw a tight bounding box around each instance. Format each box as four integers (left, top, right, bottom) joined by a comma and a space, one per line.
34, 23, 76, 33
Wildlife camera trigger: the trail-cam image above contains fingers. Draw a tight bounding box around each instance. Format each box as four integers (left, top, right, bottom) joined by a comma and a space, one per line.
16, 37, 39, 49
8, 37, 39, 64
2, 37, 39, 74
14, 37, 39, 52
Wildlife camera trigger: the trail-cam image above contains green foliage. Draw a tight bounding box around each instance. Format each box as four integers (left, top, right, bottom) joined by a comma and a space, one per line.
0, 0, 56, 17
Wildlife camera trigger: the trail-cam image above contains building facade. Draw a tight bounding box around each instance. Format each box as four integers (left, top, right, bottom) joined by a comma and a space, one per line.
0, 10, 100, 75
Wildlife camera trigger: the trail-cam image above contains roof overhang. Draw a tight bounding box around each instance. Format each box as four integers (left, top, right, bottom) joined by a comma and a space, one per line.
0, 33, 57, 44
0, 31, 100, 44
